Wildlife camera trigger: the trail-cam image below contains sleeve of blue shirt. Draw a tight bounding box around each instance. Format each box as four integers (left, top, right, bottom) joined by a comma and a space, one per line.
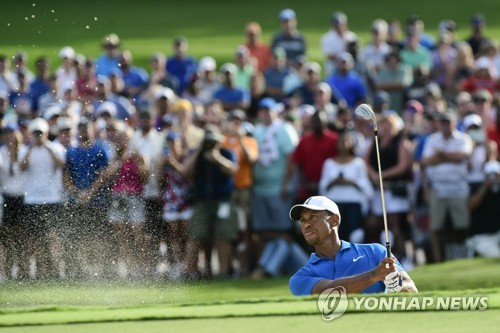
289, 265, 323, 296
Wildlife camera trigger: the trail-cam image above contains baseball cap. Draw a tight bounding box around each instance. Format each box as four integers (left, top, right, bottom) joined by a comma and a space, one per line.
198, 56, 216, 72
405, 100, 423, 114
439, 110, 457, 122
102, 33, 120, 47
203, 125, 224, 142
331, 11, 347, 24
235, 45, 250, 56
471, 13, 485, 26
372, 19, 388, 34
228, 109, 247, 121
304, 61, 321, 73
28, 118, 49, 133
155, 87, 175, 100
43, 105, 61, 120
59, 46, 75, 59
338, 52, 353, 65
484, 160, 500, 175
439, 19, 457, 33
220, 63, 238, 75
463, 114, 483, 129
279, 8, 296, 21
472, 89, 492, 102
298, 104, 316, 118
96, 101, 117, 118
289, 196, 341, 221
174, 35, 187, 45
172, 99, 193, 113
57, 117, 73, 132
258, 97, 277, 110
475, 57, 490, 70
374, 90, 390, 106
425, 82, 442, 98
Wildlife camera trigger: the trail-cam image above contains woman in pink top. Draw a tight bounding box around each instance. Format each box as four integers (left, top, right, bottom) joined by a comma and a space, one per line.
105, 129, 148, 278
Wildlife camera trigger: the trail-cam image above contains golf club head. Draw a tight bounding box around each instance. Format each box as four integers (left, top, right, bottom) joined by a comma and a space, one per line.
354, 103, 376, 121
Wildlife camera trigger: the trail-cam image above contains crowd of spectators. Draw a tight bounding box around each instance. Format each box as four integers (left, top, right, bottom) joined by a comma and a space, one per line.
0, 8, 500, 281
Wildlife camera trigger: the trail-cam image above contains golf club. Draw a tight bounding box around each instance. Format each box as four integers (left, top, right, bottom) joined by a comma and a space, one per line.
354, 104, 392, 267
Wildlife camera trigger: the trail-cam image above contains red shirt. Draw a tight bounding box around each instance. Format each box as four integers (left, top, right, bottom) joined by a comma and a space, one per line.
487, 124, 500, 156
246, 42, 271, 73
460, 76, 500, 94
292, 130, 339, 200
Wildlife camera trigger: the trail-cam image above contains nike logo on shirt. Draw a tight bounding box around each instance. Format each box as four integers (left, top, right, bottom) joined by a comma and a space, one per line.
352, 255, 365, 262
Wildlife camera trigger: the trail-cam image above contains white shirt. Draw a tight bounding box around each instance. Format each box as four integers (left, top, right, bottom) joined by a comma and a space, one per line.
131, 129, 163, 198
319, 157, 374, 214
422, 130, 473, 198
20, 142, 66, 204
0, 145, 28, 196
359, 42, 391, 70
320, 29, 357, 75
0, 71, 19, 93
467, 145, 487, 183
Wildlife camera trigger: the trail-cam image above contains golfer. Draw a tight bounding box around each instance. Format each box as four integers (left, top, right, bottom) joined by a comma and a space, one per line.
289, 196, 417, 295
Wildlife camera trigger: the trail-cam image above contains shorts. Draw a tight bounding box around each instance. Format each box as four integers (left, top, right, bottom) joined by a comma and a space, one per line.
371, 189, 410, 216
429, 191, 469, 231
108, 194, 145, 225
251, 193, 293, 232
23, 203, 63, 236
189, 199, 238, 242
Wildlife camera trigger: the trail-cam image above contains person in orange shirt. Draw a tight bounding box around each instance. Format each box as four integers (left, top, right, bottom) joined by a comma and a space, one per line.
223, 109, 259, 275
244, 22, 271, 73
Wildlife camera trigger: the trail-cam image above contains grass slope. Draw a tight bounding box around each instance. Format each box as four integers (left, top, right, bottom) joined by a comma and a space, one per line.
2, 0, 500, 70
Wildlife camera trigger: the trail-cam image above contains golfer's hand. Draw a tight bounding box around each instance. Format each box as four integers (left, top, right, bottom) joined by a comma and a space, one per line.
373, 257, 398, 282
384, 271, 403, 293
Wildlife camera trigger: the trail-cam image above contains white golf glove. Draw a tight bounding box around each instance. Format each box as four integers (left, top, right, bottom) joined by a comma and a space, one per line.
384, 271, 403, 293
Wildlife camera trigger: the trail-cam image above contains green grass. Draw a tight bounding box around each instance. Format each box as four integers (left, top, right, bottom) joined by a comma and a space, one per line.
2, 0, 500, 71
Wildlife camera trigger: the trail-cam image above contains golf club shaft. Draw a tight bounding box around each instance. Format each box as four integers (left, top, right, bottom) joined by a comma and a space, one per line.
373, 129, 392, 266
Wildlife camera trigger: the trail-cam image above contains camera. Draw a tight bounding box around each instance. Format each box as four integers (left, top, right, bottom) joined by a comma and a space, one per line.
203, 140, 217, 151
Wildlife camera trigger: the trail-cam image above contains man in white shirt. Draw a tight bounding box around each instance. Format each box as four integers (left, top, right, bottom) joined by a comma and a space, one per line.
421, 112, 473, 262
321, 12, 357, 76
359, 19, 392, 73
130, 108, 164, 276
20, 118, 66, 279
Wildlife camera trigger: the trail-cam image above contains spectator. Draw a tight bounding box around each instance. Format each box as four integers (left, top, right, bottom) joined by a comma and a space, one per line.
282, 110, 338, 203
421, 111, 473, 262
244, 22, 271, 73
158, 131, 192, 279
148, 53, 180, 93
183, 125, 238, 279
119, 50, 149, 102
38, 74, 59, 113
13, 52, 34, 86
55, 47, 77, 97
319, 130, 374, 241
54, 117, 76, 149
364, 113, 414, 262
75, 59, 97, 105
95, 33, 121, 78
92, 76, 136, 122
359, 19, 391, 74
263, 47, 290, 102
471, 89, 496, 128
222, 109, 259, 275
293, 61, 321, 105
19, 118, 66, 279
453, 42, 475, 90
271, 9, 307, 64
431, 32, 457, 97
197, 56, 220, 104
325, 52, 367, 109
29, 56, 50, 112
166, 36, 197, 94
321, 11, 357, 76
0, 125, 28, 279
466, 13, 490, 58
152, 87, 176, 132
400, 28, 433, 70
405, 15, 435, 50
405, 65, 431, 105
314, 82, 343, 125
402, 99, 425, 140
63, 118, 109, 278
213, 63, 250, 111
171, 99, 204, 151
130, 109, 164, 277
387, 19, 405, 52
283, 55, 307, 96
466, 160, 500, 258
105, 128, 149, 278
0, 55, 18, 93
375, 52, 413, 112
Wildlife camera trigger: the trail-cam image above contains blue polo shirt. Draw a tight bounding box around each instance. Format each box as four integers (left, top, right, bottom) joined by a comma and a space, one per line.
325, 72, 367, 109
289, 241, 403, 295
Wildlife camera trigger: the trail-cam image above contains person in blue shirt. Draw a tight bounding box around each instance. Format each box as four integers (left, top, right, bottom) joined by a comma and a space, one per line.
289, 196, 417, 295
29, 56, 50, 112
213, 63, 250, 112
119, 50, 149, 103
95, 33, 121, 78
166, 36, 197, 95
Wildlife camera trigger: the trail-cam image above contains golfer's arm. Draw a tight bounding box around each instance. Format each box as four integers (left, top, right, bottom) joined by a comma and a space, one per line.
400, 271, 418, 293
312, 270, 377, 295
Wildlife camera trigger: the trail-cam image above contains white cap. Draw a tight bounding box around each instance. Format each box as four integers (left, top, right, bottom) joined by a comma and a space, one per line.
463, 114, 482, 129
28, 118, 50, 133
289, 196, 341, 221
96, 101, 117, 117
484, 160, 500, 175
57, 117, 73, 132
43, 105, 61, 120
279, 8, 296, 21
59, 46, 75, 59
475, 57, 490, 70
154, 87, 175, 100
198, 56, 216, 72
304, 61, 322, 73
220, 63, 238, 75
298, 104, 316, 118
